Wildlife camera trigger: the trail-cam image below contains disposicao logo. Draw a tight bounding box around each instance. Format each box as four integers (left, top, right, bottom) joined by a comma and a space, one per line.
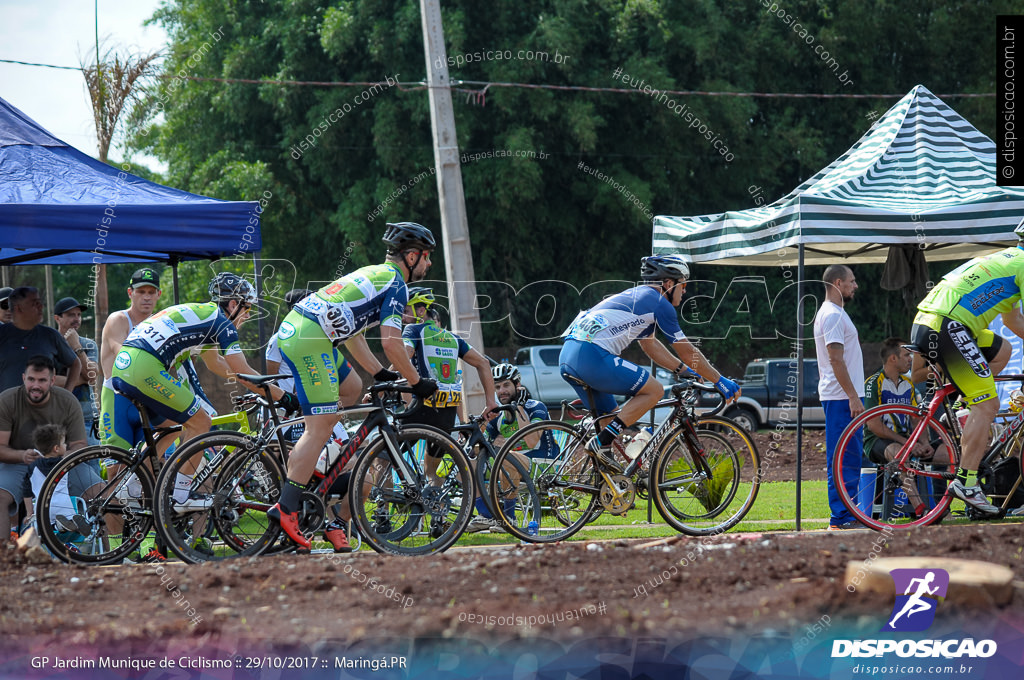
884, 568, 948, 632
832, 568, 997, 659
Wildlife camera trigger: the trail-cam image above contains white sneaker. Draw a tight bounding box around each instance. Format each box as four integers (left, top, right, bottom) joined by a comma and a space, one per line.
948, 480, 999, 515
464, 516, 499, 533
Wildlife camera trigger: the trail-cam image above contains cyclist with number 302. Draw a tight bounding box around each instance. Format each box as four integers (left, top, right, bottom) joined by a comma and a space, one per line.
270, 222, 440, 550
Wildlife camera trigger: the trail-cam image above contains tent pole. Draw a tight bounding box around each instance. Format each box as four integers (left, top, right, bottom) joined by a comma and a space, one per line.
254, 253, 266, 373
172, 259, 180, 305
796, 245, 805, 531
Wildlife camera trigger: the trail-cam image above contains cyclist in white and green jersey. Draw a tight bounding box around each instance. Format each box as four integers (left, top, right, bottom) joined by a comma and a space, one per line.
269, 222, 439, 550
111, 273, 288, 450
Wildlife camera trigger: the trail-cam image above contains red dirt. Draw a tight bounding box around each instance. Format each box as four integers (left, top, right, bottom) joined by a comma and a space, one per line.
752, 428, 829, 482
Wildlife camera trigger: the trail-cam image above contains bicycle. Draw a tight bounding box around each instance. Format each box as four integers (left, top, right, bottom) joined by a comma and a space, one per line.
33, 397, 251, 565
831, 344, 1024, 530
152, 376, 475, 561
447, 404, 541, 535
488, 379, 761, 542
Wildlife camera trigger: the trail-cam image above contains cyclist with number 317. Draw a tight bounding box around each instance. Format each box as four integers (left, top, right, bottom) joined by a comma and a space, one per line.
558, 255, 741, 472
270, 222, 440, 549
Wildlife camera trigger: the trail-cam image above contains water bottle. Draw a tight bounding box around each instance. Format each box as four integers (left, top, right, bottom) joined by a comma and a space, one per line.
527, 520, 539, 537
624, 427, 653, 461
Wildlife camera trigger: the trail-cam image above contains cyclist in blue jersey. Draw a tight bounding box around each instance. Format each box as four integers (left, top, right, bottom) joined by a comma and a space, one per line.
559, 255, 740, 472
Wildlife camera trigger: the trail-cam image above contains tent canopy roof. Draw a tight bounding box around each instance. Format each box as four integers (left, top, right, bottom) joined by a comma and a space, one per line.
0, 96, 261, 265
653, 85, 1023, 266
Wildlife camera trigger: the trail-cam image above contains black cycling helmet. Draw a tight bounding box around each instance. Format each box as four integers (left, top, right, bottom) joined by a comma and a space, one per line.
492, 363, 521, 383
209, 272, 257, 308
383, 222, 436, 254
407, 286, 435, 309
640, 254, 690, 282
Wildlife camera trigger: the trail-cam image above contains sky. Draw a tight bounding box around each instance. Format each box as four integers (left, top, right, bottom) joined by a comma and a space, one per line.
0, 0, 168, 168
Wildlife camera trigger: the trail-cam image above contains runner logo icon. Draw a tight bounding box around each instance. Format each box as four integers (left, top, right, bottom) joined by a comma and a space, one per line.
883, 568, 948, 632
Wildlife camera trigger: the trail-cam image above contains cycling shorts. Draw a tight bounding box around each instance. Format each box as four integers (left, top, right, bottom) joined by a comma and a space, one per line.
910, 312, 1004, 405
110, 348, 202, 425
277, 312, 353, 416
559, 338, 649, 416
100, 380, 146, 449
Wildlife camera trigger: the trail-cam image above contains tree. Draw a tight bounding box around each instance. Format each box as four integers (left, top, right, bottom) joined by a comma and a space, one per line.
134, 0, 1021, 364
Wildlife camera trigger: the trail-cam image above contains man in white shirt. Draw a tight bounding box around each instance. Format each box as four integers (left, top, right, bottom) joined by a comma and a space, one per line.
813, 264, 864, 530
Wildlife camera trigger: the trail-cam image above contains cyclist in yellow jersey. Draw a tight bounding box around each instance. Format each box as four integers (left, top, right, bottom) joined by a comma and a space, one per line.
268, 222, 439, 550
910, 223, 1024, 515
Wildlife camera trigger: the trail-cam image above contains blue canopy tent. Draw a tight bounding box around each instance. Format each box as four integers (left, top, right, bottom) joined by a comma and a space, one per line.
0, 95, 261, 268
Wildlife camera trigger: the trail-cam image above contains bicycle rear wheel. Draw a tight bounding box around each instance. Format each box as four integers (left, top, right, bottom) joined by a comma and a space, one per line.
833, 404, 956, 530
490, 420, 600, 543
154, 432, 284, 563
651, 426, 757, 536
349, 426, 473, 556
36, 445, 153, 565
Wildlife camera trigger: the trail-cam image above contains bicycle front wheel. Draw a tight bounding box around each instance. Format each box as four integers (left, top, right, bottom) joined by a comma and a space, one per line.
36, 445, 153, 565
651, 426, 757, 536
349, 426, 474, 556
833, 404, 957, 530
154, 432, 284, 563
490, 420, 600, 543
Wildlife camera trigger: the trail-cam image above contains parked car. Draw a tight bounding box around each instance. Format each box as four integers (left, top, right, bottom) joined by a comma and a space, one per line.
698, 357, 824, 431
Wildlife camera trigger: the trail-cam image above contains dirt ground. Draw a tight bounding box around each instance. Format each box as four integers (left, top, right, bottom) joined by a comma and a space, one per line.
752, 428, 828, 482
3, 523, 1022, 653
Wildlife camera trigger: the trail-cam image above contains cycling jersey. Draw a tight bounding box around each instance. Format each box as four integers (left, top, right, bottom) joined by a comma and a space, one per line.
916, 246, 1024, 337
863, 369, 919, 459
291, 263, 407, 342
561, 285, 686, 356
402, 320, 470, 409
121, 302, 241, 368
277, 263, 408, 416
485, 399, 558, 458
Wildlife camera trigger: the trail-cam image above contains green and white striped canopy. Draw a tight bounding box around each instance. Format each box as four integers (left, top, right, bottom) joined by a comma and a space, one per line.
653, 85, 1024, 266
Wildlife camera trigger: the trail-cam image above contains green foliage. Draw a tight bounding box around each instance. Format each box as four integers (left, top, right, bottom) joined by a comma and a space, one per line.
124, 0, 1023, 368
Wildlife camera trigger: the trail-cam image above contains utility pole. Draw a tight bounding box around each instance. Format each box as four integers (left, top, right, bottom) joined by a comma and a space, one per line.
420, 0, 488, 413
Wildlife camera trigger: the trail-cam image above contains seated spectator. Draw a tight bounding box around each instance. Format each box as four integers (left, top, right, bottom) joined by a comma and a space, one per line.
31, 423, 88, 534
0, 287, 80, 392
864, 338, 950, 518
0, 356, 97, 540
54, 297, 100, 445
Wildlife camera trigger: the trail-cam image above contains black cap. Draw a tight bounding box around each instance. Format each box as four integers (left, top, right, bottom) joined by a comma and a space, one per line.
284, 288, 314, 310
0, 287, 12, 307
54, 297, 87, 315
130, 268, 161, 290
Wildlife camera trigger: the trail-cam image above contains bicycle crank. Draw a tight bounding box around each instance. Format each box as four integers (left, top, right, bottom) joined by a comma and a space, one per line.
598, 475, 636, 515
297, 491, 327, 537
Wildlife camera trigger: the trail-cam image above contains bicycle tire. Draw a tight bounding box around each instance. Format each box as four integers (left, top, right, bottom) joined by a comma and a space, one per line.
154, 432, 284, 563
482, 449, 542, 535
36, 444, 154, 565
490, 420, 600, 543
650, 427, 756, 536
348, 426, 474, 556
833, 404, 957, 530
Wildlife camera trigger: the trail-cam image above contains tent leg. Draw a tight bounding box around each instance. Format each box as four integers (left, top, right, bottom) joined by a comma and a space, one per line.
172, 260, 180, 305
796, 245, 804, 531
254, 253, 266, 373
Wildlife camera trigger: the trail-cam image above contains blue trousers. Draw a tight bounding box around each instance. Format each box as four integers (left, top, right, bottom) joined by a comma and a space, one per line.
824, 399, 863, 525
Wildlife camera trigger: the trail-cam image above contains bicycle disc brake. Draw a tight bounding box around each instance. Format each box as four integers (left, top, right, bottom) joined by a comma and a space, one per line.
598, 475, 636, 515
297, 491, 327, 536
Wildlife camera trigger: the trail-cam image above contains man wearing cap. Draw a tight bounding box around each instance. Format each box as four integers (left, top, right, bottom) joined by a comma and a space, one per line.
54, 297, 100, 446
99, 268, 162, 449
0, 287, 12, 325
0, 287, 80, 393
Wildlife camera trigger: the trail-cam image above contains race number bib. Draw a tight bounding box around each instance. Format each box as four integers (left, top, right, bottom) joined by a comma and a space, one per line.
564, 311, 608, 343
298, 296, 356, 341
138, 316, 177, 351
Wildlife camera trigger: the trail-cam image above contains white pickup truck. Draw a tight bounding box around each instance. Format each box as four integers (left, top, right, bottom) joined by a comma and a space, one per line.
513, 345, 579, 406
